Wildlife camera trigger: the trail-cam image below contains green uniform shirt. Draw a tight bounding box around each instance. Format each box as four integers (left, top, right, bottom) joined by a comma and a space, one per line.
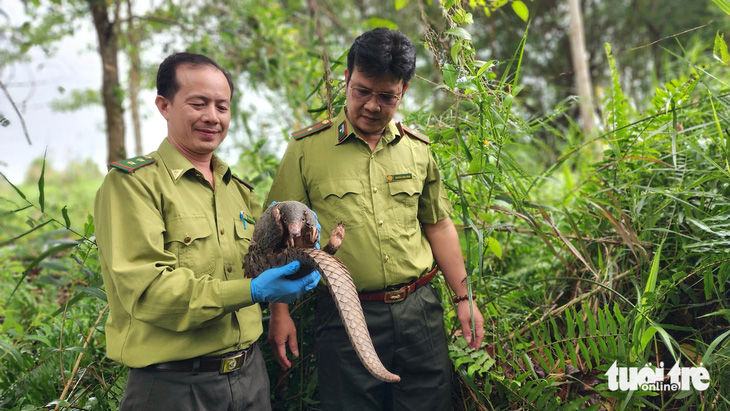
266, 111, 453, 292
94, 138, 262, 368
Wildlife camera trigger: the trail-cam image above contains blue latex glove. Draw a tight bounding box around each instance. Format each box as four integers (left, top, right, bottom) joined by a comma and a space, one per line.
250, 261, 321, 303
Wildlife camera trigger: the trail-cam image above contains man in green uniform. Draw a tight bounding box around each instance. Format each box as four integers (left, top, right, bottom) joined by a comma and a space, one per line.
266, 28, 486, 409
94, 52, 321, 410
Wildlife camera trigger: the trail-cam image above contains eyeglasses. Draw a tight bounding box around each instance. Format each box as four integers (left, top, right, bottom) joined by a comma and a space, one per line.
348, 86, 402, 107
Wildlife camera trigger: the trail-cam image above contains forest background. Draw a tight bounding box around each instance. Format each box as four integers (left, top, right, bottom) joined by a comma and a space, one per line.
2, 0, 730, 410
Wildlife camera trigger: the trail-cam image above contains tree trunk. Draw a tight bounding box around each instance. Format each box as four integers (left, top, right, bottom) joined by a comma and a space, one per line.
126, 0, 143, 156
567, 0, 596, 138
88, 0, 126, 166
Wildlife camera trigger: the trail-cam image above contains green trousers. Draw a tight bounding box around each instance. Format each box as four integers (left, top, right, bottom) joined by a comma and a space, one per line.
315, 284, 452, 411
119, 344, 271, 411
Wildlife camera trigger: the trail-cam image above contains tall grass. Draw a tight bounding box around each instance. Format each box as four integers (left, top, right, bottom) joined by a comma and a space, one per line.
421, 3, 730, 409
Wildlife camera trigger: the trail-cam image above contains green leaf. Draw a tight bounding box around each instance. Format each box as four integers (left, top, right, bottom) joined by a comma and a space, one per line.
0, 220, 52, 247
700, 309, 730, 318
643, 243, 662, 299
0, 341, 24, 365
454, 356, 471, 368
486, 237, 502, 259
24, 334, 53, 347
468, 156, 481, 174
443, 64, 458, 89
653, 323, 676, 361
714, 32, 729, 65
712, 0, 730, 15
62, 206, 71, 229
703, 329, 730, 365
9, 240, 81, 300
39, 152, 47, 213
1, 172, 27, 200
511, 0, 529, 22
476, 60, 496, 79
450, 41, 462, 65
394, 0, 409, 9
365, 18, 398, 30
640, 326, 658, 351
77, 286, 108, 302
445, 27, 472, 41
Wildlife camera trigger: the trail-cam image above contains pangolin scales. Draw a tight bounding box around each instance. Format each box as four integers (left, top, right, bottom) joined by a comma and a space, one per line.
243, 201, 400, 383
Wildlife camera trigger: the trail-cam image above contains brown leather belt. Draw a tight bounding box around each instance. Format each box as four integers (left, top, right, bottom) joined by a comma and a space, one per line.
323, 266, 438, 303
144, 343, 256, 374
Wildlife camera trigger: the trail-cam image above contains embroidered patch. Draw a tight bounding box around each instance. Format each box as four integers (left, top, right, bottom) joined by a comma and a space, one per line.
337, 121, 348, 142
387, 173, 413, 182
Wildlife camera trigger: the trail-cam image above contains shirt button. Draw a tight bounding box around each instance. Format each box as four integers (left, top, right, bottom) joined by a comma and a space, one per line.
373, 187, 378, 193
220, 228, 225, 235
227, 265, 233, 273
384, 255, 390, 262
184, 236, 191, 243
378, 220, 384, 225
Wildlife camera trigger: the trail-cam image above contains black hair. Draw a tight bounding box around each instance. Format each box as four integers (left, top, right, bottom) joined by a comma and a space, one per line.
347, 28, 416, 86
156, 52, 234, 101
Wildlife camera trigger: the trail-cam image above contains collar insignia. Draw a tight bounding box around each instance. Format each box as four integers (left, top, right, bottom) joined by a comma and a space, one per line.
337, 121, 348, 142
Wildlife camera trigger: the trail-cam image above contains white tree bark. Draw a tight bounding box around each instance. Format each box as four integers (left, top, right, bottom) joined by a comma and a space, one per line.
567, 0, 596, 137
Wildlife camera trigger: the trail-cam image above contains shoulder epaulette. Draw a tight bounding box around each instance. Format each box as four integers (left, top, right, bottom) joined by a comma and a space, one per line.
232, 174, 254, 191
291, 119, 333, 140
399, 123, 430, 144
109, 155, 156, 174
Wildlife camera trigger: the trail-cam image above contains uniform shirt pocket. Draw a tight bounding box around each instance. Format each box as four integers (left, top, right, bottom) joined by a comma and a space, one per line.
164, 216, 216, 276
317, 179, 366, 229
388, 179, 422, 232
234, 217, 253, 258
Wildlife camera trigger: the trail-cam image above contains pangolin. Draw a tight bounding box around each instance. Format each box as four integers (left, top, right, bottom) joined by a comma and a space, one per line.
243, 201, 401, 383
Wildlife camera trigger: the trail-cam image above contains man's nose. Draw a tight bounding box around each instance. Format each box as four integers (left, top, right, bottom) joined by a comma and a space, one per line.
201, 105, 219, 123
363, 95, 381, 112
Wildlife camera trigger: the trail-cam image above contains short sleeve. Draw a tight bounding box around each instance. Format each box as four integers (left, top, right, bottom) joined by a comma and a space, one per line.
417, 150, 453, 224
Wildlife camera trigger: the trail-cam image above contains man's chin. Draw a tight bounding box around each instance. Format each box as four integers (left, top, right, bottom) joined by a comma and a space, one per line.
355, 120, 384, 135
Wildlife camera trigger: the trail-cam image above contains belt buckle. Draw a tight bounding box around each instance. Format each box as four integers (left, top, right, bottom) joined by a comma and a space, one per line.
384, 288, 407, 303
219, 352, 245, 374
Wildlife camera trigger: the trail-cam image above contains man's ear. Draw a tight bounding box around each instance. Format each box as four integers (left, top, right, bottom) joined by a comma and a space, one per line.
402, 83, 410, 96
155, 95, 171, 120
344, 69, 350, 86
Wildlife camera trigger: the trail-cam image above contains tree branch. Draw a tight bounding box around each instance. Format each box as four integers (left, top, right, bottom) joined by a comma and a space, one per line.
0, 80, 32, 145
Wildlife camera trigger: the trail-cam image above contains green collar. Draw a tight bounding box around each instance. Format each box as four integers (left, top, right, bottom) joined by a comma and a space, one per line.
335, 110, 402, 146
157, 138, 231, 184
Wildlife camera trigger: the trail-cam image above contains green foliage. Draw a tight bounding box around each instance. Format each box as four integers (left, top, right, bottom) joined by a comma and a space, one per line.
49, 88, 101, 113
0, 160, 117, 410
389, 3, 730, 409
3, 1, 730, 410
